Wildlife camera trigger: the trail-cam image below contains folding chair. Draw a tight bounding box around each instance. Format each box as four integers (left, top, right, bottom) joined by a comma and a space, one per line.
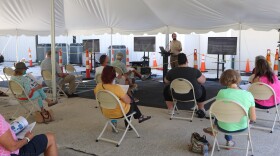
9, 80, 39, 120
169, 78, 197, 122
3, 67, 14, 92
65, 64, 86, 88
96, 90, 140, 147
95, 74, 102, 84
41, 70, 68, 98
209, 99, 254, 156
247, 82, 280, 133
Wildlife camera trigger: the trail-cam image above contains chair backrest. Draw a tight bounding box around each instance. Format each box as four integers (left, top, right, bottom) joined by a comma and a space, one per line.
170, 78, 194, 94
114, 66, 124, 75
9, 80, 25, 96
3, 67, 14, 77
248, 82, 276, 102
65, 64, 75, 73
96, 90, 122, 110
95, 74, 102, 84
41, 70, 52, 81
210, 99, 248, 123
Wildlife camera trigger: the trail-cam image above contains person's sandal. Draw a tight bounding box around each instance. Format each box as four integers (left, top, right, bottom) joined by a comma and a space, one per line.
138, 115, 151, 123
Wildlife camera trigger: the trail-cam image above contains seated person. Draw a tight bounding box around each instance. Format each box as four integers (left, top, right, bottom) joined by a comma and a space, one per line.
248, 55, 265, 83
111, 52, 146, 81
94, 66, 151, 128
163, 53, 207, 117
11, 62, 57, 113
95, 54, 109, 81
0, 114, 58, 156
203, 69, 256, 149
252, 59, 280, 109
41, 51, 78, 97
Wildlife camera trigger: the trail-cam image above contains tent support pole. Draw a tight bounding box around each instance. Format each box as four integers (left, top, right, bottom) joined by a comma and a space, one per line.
110, 28, 113, 60
51, 0, 57, 100
238, 24, 242, 72
1, 36, 11, 55
66, 33, 69, 64
16, 30, 19, 62
165, 26, 169, 49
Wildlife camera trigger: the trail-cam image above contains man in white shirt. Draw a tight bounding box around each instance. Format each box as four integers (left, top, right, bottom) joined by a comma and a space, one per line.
41, 51, 78, 97
169, 33, 182, 69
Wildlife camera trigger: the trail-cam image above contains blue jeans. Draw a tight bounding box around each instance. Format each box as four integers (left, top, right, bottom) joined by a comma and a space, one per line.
215, 120, 247, 141
30, 89, 47, 108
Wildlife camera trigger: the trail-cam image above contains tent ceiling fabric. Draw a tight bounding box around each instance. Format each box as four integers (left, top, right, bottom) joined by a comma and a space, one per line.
0, 0, 280, 35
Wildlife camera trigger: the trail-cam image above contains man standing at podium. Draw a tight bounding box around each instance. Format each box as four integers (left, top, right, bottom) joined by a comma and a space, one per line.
169, 33, 182, 69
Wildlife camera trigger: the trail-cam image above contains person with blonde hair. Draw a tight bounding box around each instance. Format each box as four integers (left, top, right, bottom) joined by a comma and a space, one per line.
203, 69, 256, 149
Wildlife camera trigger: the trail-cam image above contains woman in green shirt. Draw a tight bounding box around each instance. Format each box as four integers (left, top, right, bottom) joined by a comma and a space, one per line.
204, 69, 256, 148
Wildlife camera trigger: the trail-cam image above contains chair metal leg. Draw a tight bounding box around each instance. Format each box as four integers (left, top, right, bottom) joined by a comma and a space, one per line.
249, 133, 254, 155
170, 103, 177, 120
190, 105, 197, 122
117, 117, 140, 147
211, 137, 217, 156
96, 121, 109, 141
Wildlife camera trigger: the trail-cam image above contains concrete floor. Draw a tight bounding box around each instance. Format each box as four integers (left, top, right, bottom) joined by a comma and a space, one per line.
1, 95, 280, 156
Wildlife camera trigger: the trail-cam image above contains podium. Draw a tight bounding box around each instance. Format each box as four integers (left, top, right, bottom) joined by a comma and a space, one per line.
159, 47, 171, 82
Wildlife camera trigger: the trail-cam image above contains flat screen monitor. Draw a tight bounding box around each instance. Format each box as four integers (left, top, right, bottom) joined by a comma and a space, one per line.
83, 39, 100, 53
207, 37, 237, 55
134, 37, 156, 52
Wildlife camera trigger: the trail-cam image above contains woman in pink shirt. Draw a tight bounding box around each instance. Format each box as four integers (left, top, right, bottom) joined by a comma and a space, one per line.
252, 59, 280, 108
0, 114, 58, 156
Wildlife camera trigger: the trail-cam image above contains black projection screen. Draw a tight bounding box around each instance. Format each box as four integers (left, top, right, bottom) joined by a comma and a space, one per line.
83, 39, 100, 53
207, 37, 237, 55
134, 37, 156, 52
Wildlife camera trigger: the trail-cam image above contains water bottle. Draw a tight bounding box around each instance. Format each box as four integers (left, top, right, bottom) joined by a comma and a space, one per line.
203, 144, 208, 156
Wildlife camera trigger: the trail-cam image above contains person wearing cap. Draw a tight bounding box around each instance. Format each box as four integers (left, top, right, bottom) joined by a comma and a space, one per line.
169, 33, 182, 69
111, 52, 146, 81
41, 51, 78, 97
11, 62, 57, 113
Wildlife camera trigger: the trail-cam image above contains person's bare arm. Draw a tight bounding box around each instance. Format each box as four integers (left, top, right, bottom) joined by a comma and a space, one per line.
197, 74, 206, 84
249, 107, 256, 122
0, 130, 33, 152
164, 77, 170, 84
120, 94, 131, 104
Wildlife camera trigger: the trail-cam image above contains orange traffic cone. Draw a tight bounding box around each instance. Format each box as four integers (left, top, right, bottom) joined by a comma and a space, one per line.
126, 48, 130, 67
194, 49, 198, 69
274, 49, 279, 76
245, 59, 250, 73
200, 54, 206, 72
111, 49, 115, 62
28, 48, 32, 67
85, 49, 90, 79
266, 49, 271, 62
153, 53, 158, 68
59, 48, 63, 72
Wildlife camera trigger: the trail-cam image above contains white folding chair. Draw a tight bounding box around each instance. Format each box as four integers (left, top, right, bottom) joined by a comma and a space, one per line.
96, 90, 140, 147
209, 99, 254, 156
9, 80, 39, 120
3, 67, 14, 92
170, 78, 197, 122
248, 82, 280, 133
95, 74, 102, 84
41, 70, 68, 98
65, 64, 86, 88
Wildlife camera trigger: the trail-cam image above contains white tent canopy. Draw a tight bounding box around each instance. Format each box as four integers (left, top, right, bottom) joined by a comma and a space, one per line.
1, 0, 280, 36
